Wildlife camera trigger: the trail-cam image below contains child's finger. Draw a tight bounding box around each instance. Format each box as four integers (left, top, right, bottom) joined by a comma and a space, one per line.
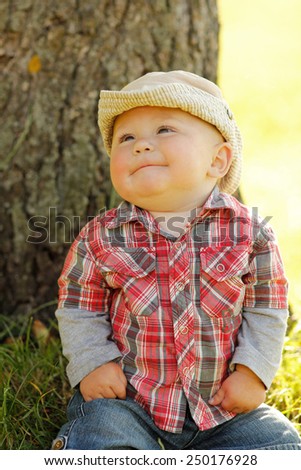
112, 381, 127, 400
208, 387, 225, 406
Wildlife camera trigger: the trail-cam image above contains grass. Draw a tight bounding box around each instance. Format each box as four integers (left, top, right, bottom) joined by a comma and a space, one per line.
0, 316, 70, 450
266, 321, 301, 428
0, 314, 300, 450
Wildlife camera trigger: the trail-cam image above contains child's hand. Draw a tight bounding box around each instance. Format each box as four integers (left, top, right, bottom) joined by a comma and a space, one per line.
80, 361, 127, 402
208, 364, 266, 414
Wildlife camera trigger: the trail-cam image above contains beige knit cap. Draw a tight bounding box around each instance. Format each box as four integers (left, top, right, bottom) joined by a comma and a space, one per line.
98, 70, 242, 194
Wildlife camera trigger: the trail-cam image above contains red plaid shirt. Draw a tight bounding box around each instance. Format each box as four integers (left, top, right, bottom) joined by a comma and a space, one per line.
58, 187, 288, 433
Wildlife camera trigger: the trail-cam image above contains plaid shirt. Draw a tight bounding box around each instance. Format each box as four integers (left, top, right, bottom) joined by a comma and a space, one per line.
58, 187, 288, 433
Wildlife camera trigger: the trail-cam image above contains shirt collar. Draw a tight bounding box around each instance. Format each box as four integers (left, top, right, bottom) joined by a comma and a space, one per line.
202, 185, 240, 212
101, 186, 240, 230
101, 200, 157, 231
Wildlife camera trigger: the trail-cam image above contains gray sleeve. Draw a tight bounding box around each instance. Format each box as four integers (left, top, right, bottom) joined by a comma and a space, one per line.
55, 308, 122, 388
230, 306, 288, 389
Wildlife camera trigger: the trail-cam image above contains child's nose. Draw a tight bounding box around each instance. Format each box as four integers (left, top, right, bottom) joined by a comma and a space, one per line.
133, 139, 154, 155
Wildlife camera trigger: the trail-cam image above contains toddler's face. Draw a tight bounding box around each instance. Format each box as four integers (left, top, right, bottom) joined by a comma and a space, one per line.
110, 106, 225, 212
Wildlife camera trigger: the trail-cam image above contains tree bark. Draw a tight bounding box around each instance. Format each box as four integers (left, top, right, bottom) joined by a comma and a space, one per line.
0, 0, 219, 319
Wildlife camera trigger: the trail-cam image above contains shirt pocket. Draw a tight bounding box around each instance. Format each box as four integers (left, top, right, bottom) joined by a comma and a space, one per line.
200, 245, 250, 318
97, 247, 158, 316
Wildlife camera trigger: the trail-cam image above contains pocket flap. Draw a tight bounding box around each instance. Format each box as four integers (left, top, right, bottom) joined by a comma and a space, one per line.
200, 245, 250, 281
97, 247, 156, 277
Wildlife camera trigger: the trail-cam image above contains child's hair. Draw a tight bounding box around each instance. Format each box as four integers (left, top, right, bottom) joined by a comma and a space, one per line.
98, 70, 242, 194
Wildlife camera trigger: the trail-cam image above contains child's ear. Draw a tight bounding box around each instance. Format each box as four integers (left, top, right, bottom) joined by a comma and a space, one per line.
207, 142, 233, 178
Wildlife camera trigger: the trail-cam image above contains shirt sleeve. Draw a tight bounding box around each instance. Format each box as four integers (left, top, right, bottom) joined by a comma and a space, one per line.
243, 221, 288, 309
58, 224, 112, 312
231, 220, 289, 388
56, 226, 122, 388
230, 306, 288, 388
56, 308, 122, 388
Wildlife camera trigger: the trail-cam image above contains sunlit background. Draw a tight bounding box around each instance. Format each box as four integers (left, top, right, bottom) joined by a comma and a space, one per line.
217, 0, 301, 315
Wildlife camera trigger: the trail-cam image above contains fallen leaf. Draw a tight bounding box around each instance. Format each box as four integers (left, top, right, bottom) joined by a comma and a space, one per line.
28, 54, 41, 74
32, 319, 50, 344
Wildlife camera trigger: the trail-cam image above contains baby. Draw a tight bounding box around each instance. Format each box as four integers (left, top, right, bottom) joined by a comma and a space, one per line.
52, 71, 301, 450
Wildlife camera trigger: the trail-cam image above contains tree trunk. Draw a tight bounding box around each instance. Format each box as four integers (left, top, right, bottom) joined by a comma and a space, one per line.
0, 0, 219, 320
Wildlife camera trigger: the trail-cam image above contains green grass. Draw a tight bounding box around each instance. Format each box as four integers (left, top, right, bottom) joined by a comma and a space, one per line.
0, 316, 70, 450
266, 322, 301, 430
1, 315, 300, 449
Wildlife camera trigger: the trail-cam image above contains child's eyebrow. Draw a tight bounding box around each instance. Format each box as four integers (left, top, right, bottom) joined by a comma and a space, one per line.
112, 113, 184, 135
112, 121, 129, 135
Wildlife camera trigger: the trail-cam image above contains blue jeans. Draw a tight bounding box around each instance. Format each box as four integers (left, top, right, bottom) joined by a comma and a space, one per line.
52, 391, 301, 450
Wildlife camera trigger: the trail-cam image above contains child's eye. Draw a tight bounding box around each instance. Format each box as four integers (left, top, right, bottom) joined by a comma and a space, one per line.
157, 126, 174, 134
119, 134, 135, 143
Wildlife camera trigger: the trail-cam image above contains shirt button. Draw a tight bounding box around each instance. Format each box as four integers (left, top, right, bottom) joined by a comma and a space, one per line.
174, 242, 182, 249
183, 367, 189, 375
216, 263, 225, 273
182, 367, 195, 379
180, 325, 188, 335
176, 282, 185, 291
